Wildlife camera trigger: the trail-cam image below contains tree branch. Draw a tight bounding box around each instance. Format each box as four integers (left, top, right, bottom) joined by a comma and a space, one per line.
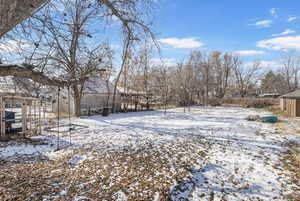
0, 64, 78, 87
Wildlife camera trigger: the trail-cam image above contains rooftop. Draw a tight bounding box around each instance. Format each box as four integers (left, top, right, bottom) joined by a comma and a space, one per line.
117, 86, 146, 96
281, 89, 300, 99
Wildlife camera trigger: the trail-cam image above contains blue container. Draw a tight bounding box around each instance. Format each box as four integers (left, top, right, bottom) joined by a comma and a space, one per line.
260, 116, 278, 123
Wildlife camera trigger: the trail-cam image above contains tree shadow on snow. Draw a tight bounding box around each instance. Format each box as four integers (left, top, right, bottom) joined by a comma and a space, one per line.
169, 163, 264, 201
93, 117, 285, 154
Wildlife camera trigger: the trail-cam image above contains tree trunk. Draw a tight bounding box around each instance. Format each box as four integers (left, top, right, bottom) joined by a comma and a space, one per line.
146, 96, 150, 110
72, 85, 82, 117
74, 95, 81, 117
112, 39, 131, 113
105, 80, 110, 107
240, 89, 246, 98
112, 83, 120, 113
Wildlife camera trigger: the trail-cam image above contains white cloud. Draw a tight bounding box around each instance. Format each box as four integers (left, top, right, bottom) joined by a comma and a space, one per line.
158, 37, 204, 49
251, 20, 272, 28
111, 44, 121, 50
234, 50, 265, 56
287, 16, 300, 22
0, 40, 32, 53
270, 8, 278, 18
257, 35, 300, 51
151, 57, 177, 66
272, 29, 295, 37
260, 61, 281, 68
244, 60, 280, 68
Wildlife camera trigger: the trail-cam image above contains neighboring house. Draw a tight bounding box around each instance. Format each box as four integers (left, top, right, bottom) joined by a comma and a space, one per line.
0, 77, 49, 98
50, 88, 75, 115
80, 76, 121, 114
258, 93, 280, 98
0, 77, 26, 96
280, 89, 300, 117
0, 77, 17, 94
0, 77, 24, 108
52, 76, 121, 115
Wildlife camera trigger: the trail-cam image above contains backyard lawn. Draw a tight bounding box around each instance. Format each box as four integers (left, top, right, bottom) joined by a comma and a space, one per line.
0, 106, 300, 201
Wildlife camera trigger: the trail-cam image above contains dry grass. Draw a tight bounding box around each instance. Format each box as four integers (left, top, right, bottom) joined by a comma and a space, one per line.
269, 106, 300, 134
48, 112, 77, 119
281, 142, 300, 201
290, 147, 300, 178
267, 107, 300, 200
270, 106, 289, 118
152, 104, 177, 110
0, 140, 209, 201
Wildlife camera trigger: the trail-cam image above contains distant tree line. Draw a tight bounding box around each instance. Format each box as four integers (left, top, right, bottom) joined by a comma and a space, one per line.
1, 0, 299, 113
119, 48, 300, 107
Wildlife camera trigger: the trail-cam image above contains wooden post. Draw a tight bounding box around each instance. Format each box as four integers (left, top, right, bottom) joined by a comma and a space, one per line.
43, 102, 46, 122
22, 102, 27, 137
29, 102, 32, 132
39, 100, 42, 134
34, 100, 37, 130
0, 97, 6, 139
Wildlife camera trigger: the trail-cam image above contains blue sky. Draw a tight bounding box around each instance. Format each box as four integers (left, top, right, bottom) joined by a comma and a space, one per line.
1, 0, 300, 69
154, 0, 300, 67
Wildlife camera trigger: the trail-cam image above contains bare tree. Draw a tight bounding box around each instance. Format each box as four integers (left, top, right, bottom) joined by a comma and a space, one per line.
280, 53, 300, 91
188, 50, 211, 105
233, 57, 260, 97
1, 0, 113, 116
0, 0, 47, 38
116, 41, 157, 111
260, 70, 288, 94
211, 51, 233, 98
111, 37, 132, 113
171, 61, 195, 108
99, 0, 157, 113
137, 41, 154, 110
118, 48, 139, 111
1, 0, 157, 116
153, 66, 172, 113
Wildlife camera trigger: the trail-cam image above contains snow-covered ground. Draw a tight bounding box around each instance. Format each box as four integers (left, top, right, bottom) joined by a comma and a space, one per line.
1, 106, 300, 200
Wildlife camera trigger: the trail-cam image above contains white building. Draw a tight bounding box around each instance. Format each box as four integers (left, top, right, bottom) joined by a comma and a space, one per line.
52, 76, 121, 116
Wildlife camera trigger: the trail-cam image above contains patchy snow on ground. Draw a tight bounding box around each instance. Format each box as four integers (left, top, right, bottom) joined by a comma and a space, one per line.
1, 106, 300, 200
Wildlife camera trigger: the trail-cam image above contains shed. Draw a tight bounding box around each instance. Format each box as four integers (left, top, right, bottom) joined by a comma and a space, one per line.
280, 89, 300, 117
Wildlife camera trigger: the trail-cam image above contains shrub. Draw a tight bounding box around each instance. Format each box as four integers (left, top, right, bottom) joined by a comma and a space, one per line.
223, 98, 279, 108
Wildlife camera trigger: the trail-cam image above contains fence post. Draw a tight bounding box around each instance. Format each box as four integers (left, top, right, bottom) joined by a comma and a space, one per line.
22, 102, 28, 138
0, 97, 6, 139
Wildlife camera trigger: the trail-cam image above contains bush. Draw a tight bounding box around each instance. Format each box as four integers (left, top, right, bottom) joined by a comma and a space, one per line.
223, 98, 279, 108
245, 100, 274, 108
208, 98, 223, 106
